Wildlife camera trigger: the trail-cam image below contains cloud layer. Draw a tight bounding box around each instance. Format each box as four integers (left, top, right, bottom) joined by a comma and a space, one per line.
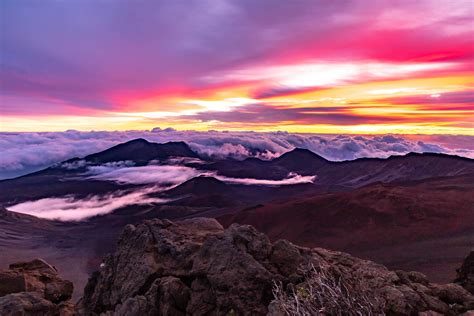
7, 187, 167, 221
84, 162, 315, 187
6, 163, 317, 221
215, 173, 316, 186
1, 130, 473, 179
87, 165, 207, 185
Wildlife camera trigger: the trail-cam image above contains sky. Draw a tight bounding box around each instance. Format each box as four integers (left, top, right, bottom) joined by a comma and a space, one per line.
0, 0, 473, 134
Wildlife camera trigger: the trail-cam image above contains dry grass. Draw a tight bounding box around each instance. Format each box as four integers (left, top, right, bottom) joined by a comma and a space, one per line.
272, 264, 385, 316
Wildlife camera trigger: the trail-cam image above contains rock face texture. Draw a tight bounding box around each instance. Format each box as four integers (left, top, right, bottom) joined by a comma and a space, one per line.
456, 251, 474, 295
0, 258, 74, 315
78, 218, 474, 315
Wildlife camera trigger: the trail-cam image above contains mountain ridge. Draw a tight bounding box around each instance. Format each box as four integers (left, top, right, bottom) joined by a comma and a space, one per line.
83, 139, 198, 164
1, 138, 473, 184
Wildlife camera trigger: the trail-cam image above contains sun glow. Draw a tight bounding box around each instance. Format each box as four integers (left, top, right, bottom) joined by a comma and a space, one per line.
2, 72, 472, 135
1, 1, 473, 135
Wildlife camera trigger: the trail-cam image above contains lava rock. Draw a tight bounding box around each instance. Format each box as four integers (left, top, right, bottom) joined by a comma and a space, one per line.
456, 251, 474, 294
78, 218, 474, 315
0, 258, 74, 315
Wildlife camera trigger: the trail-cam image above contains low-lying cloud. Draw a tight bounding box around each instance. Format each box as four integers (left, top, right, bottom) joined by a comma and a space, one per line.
1, 130, 473, 179
215, 172, 316, 186
84, 163, 315, 186
6, 166, 317, 221
87, 165, 208, 185
7, 187, 168, 221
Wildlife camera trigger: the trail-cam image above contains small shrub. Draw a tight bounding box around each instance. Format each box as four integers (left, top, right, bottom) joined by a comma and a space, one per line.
272, 264, 385, 315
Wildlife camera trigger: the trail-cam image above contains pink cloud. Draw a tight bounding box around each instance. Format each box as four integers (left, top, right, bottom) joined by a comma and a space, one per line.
7, 187, 168, 221
87, 165, 208, 185
1, 0, 472, 117
215, 172, 316, 186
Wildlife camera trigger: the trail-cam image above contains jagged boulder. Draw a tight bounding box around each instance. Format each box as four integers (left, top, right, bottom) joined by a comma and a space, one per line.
0, 258, 74, 315
78, 218, 474, 315
456, 251, 474, 295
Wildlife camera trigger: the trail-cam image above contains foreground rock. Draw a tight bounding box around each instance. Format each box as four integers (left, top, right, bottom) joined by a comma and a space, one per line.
0, 258, 74, 315
78, 218, 474, 315
456, 251, 474, 295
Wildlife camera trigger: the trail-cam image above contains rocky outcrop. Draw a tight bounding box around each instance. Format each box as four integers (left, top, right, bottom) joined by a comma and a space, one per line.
456, 251, 474, 294
0, 258, 74, 315
78, 218, 474, 315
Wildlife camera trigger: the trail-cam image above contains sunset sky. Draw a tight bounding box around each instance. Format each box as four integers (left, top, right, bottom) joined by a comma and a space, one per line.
1, 0, 473, 134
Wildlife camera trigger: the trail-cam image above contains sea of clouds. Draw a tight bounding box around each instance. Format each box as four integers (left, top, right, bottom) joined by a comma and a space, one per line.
1, 129, 473, 180
7, 186, 169, 221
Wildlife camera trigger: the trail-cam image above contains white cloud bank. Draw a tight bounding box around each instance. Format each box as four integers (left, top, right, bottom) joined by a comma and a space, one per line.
87, 165, 208, 185
7, 187, 168, 221
1, 130, 473, 179
215, 172, 316, 186
6, 165, 316, 221
84, 163, 315, 186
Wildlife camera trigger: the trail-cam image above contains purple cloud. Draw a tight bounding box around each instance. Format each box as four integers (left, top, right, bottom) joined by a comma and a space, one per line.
189, 103, 400, 124
1, 0, 472, 115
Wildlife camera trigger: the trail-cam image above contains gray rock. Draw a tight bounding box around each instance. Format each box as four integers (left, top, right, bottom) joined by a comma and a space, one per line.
78, 218, 474, 315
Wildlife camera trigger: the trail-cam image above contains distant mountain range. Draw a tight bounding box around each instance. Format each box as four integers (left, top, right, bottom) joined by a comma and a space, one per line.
0, 138, 473, 297
1, 138, 472, 203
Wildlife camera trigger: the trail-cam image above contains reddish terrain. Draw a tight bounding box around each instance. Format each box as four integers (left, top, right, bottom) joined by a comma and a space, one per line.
219, 173, 474, 282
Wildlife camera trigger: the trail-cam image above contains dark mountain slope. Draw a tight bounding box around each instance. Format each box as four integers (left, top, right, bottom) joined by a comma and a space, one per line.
0, 177, 134, 205
160, 176, 239, 209
157, 176, 316, 215
203, 148, 329, 180
209, 151, 474, 189
219, 173, 474, 282
316, 152, 474, 187
84, 138, 198, 164
165, 176, 232, 196
272, 147, 329, 171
